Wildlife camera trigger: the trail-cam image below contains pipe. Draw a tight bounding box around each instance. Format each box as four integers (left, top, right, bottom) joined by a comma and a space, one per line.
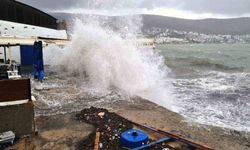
4, 47, 6, 63
132, 137, 171, 150
8, 46, 11, 64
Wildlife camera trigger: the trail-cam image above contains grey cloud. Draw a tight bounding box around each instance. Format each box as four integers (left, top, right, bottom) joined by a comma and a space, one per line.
140, 0, 250, 15
187, 0, 250, 15
17, 0, 250, 16
17, 0, 80, 10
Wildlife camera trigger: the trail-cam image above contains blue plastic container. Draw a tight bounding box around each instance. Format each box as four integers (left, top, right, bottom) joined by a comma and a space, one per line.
120, 129, 149, 149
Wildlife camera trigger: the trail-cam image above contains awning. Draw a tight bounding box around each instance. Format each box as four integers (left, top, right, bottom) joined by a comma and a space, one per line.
0, 36, 69, 46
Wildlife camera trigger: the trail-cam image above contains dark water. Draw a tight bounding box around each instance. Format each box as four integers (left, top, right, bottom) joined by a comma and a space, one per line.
158, 44, 250, 132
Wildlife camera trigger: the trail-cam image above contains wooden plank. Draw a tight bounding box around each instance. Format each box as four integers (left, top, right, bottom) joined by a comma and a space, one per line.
0, 37, 35, 46
94, 132, 101, 150
0, 99, 29, 106
0, 79, 31, 102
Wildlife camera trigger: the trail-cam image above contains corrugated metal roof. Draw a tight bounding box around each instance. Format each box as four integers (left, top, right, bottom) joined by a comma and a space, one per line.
0, 20, 67, 40
0, 0, 57, 29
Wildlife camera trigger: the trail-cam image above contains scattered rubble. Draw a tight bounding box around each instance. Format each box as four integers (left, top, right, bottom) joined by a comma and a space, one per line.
76, 107, 133, 149
76, 107, 178, 150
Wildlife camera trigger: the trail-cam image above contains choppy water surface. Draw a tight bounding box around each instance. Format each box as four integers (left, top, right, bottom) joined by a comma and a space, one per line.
33, 43, 250, 133
158, 44, 250, 132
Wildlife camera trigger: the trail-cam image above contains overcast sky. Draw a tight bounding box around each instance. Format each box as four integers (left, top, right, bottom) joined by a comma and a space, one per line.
17, 0, 250, 19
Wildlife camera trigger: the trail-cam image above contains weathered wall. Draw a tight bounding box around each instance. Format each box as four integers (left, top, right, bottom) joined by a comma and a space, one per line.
0, 79, 31, 102
0, 102, 34, 137
0, 79, 34, 137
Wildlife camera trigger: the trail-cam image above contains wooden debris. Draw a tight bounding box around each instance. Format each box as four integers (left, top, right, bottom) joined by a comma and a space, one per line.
94, 132, 101, 150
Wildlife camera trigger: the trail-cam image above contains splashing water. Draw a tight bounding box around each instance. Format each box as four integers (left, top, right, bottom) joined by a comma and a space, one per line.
44, 16, 175, 111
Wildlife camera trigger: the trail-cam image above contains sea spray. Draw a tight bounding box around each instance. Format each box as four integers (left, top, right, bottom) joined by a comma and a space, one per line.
44, 17, 175, 110
41, 1, 250, 134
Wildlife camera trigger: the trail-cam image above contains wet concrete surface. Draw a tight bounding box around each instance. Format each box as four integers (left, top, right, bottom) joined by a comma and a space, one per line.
6, 99, 250, 150
6, 113, 94, 150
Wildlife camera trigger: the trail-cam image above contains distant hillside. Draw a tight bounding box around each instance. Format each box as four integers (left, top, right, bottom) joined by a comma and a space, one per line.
142, 15, 250, 35
51, 13, 250, 35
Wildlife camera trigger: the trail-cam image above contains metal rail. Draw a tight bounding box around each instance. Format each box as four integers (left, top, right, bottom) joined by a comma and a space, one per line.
0, 36, 69, 46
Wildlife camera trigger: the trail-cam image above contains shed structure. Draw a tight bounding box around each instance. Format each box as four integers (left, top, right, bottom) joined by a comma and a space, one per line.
0, 0, 57, 29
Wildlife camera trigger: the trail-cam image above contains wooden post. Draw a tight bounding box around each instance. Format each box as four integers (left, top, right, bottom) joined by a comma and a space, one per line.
94, 132, 101, 150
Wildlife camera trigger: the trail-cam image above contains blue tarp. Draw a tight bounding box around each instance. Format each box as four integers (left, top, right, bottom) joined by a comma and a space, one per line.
20, 46, 34, 65
33, 41, 44, 81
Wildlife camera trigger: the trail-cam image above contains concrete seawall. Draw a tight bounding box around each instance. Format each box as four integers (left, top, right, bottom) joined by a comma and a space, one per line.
0, 101, 34, 137
0, 79, 34, 137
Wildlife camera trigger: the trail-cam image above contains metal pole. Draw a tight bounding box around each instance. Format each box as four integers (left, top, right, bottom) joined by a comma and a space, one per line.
4, 47, 7, 63
8, 46, 12, 64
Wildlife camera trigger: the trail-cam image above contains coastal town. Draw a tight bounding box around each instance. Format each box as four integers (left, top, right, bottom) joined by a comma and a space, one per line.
144, 27, 250, 44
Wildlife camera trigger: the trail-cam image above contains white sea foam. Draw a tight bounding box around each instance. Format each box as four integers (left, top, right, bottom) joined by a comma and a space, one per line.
173, 71, 250, 132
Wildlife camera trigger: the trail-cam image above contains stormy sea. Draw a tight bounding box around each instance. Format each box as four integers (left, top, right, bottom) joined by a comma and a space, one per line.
158, 44, 250, 133
30, 13, 250, 135
34, 42, 250, 135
